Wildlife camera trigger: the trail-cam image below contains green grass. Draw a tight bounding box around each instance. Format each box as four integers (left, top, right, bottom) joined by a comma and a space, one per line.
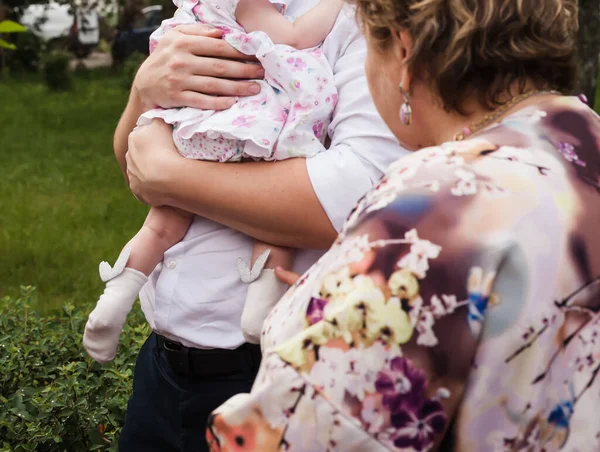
1, 68, 599, 313
0, 69, 148, 312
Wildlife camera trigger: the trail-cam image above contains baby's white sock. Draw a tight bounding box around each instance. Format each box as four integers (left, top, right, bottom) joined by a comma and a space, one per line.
241, 269, 288, 344
83, 268, 147, 363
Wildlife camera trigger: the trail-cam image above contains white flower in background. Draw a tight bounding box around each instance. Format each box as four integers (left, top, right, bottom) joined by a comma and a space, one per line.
397, 229, 442, 279
365, 178, 409, 213
423, 180, 441, 192
451, 168, 478, 196
308, 346, 348, 404
361, 394, 387, 434
415, 310, 438, 346
330, 234, 372, 270
421, 146, 465, 166
365, 191, 399, 214
407, 296, 424, 327
416, 327, 438, 347
346, 341, 391, 399
431, 294, 458, 318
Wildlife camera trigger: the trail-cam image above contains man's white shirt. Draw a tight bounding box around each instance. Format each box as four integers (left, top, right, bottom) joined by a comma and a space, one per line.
139, 2, 406, 349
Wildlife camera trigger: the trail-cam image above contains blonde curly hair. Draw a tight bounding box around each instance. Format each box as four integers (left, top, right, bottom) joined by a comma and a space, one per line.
354, 0, 579, 113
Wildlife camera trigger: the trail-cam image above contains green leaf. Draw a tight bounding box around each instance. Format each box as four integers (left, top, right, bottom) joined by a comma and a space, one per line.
0, 39, 16, 50
0, 20, 27, 34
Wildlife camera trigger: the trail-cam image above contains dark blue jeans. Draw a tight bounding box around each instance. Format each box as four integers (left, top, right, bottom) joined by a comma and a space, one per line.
118, 333, 257, 452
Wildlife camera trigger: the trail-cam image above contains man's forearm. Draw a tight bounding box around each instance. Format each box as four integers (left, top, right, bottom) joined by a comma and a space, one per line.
114, 88, 145, 179
162, 157, 338, 249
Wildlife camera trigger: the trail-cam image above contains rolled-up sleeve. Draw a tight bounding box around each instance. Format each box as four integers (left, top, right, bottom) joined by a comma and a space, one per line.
306, 24, 407, 232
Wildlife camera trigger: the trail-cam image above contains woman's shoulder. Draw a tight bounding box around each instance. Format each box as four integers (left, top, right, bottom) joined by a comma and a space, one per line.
476, 96, 600, 186
346, 97, 599, 234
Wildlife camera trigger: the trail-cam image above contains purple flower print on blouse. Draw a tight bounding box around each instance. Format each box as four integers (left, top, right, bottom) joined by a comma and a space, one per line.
391, 399, 447, 450
375, 357, 447, 450
375, 357, 427, 413
558, 141, 586, 167
287, 57, 307, 72
232, 115, 256, 128
306, 297, 328, 325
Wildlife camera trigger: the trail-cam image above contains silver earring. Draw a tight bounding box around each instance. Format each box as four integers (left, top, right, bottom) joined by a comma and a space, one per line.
399, 83, 412, 126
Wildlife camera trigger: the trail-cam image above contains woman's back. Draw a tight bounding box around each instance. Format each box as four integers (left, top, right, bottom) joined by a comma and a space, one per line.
446, 97, 600, 450
208, 97, 600, 451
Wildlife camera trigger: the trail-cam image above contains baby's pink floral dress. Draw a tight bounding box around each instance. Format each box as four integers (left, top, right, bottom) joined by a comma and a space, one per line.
138, 0, 338, 162
207, 97, 600, 451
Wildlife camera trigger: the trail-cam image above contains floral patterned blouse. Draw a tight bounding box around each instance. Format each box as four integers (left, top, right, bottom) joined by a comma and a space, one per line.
207, 96, 600, 451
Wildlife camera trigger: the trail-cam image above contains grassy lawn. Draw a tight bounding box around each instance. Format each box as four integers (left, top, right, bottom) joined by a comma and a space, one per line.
0, 69, 148, 312
1, 68, 599, 314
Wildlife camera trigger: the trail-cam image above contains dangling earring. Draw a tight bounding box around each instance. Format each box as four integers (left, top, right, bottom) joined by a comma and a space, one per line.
399, 83, 412, 126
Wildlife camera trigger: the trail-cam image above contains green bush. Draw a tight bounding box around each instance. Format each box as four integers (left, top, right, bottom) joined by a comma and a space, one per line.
0, 287, 149, 451
6, 32, 43, 75
42, 51, 72, 91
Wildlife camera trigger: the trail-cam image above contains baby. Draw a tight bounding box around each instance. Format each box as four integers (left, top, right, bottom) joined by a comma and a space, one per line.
83, 0, 343, 362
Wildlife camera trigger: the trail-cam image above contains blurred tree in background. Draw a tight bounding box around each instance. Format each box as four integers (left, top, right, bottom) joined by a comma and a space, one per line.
578, 0, 600, 106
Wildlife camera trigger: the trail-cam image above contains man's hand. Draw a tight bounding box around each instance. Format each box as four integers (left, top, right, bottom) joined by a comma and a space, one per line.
134, 24, 264, 111
126, 121, 182, 206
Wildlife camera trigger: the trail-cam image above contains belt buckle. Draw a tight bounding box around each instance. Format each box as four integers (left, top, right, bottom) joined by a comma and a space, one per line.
162, 338, 191, 376
163, 338, 183, 352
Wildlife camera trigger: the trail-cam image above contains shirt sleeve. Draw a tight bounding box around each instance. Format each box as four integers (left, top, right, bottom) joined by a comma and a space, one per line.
305, 23, 408, 232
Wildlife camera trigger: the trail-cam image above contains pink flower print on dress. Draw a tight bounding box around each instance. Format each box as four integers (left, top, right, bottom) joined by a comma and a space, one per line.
234, 33, 253, 51
287, 57, 307, 72
232, 115, 257, 127
325, 93, 339, 108
219, 26, 233, 36
288, 80, 301, 92
290, 101, 311, 122
273, 107, 288, 124
312, 120, 325, 139
316, 76, 328, 93
292, 101, 311, 113
191, 4, 204, 21
249, 97, 267, 110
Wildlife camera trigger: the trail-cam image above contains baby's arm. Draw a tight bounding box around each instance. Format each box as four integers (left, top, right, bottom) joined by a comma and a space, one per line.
235, 0, 344, 49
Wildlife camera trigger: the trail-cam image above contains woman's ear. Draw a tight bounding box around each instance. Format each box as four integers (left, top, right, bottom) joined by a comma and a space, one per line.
392, 30, 414, 91
397, 30, 414, 61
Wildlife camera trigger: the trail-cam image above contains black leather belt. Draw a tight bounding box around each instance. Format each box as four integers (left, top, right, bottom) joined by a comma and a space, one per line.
156, 334, 262, 378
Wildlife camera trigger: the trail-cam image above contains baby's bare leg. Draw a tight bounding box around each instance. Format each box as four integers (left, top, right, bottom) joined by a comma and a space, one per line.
84, 206, 193, 362
126, 206, 194, 275
241, 240, 293, 344
251, 240, 294, 272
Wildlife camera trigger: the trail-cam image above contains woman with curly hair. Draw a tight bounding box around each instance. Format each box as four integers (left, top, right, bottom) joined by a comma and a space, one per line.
207, 0, 600, 450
